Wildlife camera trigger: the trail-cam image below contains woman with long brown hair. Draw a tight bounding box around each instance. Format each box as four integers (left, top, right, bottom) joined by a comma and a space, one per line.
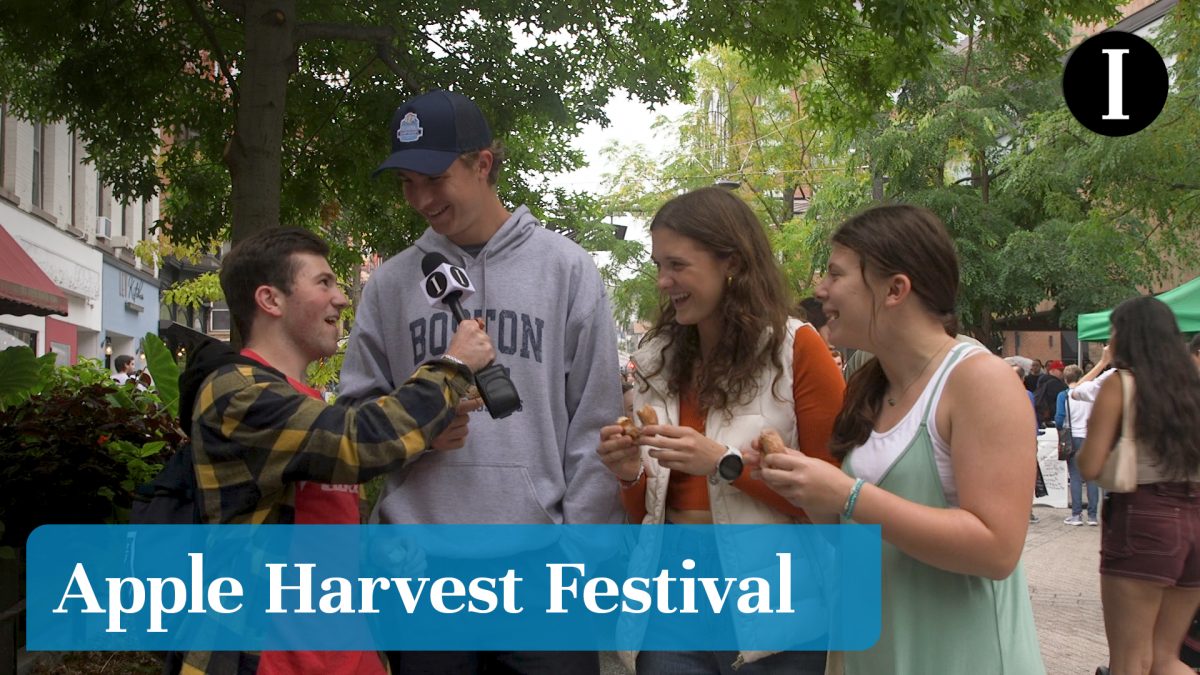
751, 204, 1044, 674
1079, 295, 1200, 675
597, 186, 844, 674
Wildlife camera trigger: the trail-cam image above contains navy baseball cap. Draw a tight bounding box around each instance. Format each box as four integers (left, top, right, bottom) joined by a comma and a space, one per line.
373, 89, 492, 177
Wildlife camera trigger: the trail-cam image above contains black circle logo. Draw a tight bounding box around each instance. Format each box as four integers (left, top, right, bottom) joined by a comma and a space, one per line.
450, 267, 470, 288
425, 271, 447, 298
1063, 31, 1168, 137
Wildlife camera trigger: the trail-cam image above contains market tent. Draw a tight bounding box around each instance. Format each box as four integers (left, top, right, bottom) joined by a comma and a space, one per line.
1077, 275, 1200, 341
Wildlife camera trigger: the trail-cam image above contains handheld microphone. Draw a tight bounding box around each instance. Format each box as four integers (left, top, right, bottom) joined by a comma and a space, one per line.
420, 253, 475, 322
420, 252, 522, 419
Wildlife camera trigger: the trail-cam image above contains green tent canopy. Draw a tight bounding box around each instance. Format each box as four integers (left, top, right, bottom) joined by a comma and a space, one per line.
1077, 275, 1200, 341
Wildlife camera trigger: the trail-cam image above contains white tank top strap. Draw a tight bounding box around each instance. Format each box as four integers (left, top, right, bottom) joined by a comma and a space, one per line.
924, 342, 989, 453
920, 342, 982, 423
850, 341, 988, 502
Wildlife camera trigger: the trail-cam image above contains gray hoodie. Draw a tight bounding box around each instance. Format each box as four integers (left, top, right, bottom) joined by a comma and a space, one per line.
339, 205, 624, 525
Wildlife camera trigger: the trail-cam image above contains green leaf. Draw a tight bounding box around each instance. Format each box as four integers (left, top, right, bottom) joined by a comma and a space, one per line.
106, 389, 135, 409
0, 346, 41, 410
143, 332, 180, 418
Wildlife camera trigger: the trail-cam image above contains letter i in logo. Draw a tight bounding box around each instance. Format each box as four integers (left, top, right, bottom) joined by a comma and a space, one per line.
1063, 30, 1168, 137
1100, 48, 1129, 120
426, 272, 448, 299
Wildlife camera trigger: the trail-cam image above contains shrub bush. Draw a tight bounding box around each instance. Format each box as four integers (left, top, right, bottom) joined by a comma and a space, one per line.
0, 346, 184, 547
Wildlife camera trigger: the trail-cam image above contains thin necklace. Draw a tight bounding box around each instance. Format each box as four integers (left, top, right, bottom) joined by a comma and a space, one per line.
887, 339, 954, 407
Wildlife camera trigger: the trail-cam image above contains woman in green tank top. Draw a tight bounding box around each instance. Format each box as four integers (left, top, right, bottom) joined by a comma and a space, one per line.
748, 204, 1045, 674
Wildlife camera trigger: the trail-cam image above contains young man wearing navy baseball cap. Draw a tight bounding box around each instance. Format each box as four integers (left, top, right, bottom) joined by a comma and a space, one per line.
339, 89, 623, 675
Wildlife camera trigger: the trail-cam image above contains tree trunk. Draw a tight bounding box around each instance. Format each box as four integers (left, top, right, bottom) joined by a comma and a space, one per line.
225, 0, 295, 245
977, 153, 990, 204
979, 304, 995, 350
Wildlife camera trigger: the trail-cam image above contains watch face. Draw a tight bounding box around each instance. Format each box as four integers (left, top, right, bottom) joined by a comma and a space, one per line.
718, 453, 744, 480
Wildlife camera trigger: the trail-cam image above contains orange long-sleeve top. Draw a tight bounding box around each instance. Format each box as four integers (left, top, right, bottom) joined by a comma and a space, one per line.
620, 325, 846, 523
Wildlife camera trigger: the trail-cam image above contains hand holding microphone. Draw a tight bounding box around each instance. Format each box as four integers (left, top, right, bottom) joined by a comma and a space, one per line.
444, 318, 494, 373
421, 252, 523, 419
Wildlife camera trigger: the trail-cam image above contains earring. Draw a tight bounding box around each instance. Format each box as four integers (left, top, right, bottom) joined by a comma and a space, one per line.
726, 275, 733, 287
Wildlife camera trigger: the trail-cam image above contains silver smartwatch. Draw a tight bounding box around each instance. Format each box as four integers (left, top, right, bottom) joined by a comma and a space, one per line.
709, 445, 744, 485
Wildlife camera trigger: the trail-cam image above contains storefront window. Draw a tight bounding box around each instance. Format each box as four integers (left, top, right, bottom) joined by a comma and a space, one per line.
1, 324, 37, 349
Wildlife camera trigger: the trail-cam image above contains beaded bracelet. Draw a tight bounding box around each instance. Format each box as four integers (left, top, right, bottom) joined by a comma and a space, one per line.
842, 478, 866, 520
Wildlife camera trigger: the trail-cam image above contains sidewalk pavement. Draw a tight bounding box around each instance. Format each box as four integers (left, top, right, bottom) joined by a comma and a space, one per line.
1027, 503, 1107, 675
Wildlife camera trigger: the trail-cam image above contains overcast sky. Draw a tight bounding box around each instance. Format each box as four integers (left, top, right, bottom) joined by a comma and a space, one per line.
545, 93, 690, 246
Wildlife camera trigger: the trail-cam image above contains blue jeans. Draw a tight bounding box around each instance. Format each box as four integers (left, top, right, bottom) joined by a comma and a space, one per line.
1067, 436, 1100, 518
636, 526, 827, 675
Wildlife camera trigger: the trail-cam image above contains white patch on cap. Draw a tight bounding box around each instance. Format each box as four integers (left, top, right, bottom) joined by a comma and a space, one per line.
396, 112, 424, 143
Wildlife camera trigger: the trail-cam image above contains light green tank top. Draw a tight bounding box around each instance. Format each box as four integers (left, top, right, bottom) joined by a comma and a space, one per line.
841, 344, 1045, 675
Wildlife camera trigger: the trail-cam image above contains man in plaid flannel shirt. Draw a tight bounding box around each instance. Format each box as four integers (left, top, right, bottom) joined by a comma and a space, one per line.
176, 227, 494, 675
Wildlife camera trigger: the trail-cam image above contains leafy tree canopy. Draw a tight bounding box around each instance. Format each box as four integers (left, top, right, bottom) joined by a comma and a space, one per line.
0, 0, 695, 263
807, 8, 1200, 343
0, 0, 1121, 278
594, 2, 1200, 346
682, 0, 1117, 131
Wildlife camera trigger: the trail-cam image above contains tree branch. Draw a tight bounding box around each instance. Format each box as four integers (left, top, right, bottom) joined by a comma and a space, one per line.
179, 0, 240, 102
952, 167, 1008, 186
294, 21, 420, 91
375, 44, 420, 92
738, 174, 783, 228
294, 22, 393, 44
962, 28, 974, 87
212, 0, 244, 16
290, 56, 384, 173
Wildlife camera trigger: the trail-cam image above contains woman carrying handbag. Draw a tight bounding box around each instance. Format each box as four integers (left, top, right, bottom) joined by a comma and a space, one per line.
1078, 296, 1200, 675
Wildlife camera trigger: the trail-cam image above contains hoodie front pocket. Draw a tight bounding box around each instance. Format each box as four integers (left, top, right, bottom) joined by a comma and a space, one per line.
385, 461, 557, 525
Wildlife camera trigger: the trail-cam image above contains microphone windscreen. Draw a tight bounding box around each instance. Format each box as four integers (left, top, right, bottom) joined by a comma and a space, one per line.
421, 252, 450, 277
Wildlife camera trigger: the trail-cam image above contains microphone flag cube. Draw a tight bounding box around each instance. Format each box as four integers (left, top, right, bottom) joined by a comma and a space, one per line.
422, 262, 475, 309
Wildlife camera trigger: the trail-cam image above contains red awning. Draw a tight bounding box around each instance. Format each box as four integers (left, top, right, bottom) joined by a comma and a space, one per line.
0, 224, 68, 317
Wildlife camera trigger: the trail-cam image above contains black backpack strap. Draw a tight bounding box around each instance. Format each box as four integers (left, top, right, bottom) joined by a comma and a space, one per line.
178, 341, 288, 433
131, 342, 293, 525
129, 442, 199, 524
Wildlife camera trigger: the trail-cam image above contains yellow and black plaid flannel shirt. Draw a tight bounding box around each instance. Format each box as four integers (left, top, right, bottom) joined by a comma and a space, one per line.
191, 359, 472, 524
180, 357, 470, 674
